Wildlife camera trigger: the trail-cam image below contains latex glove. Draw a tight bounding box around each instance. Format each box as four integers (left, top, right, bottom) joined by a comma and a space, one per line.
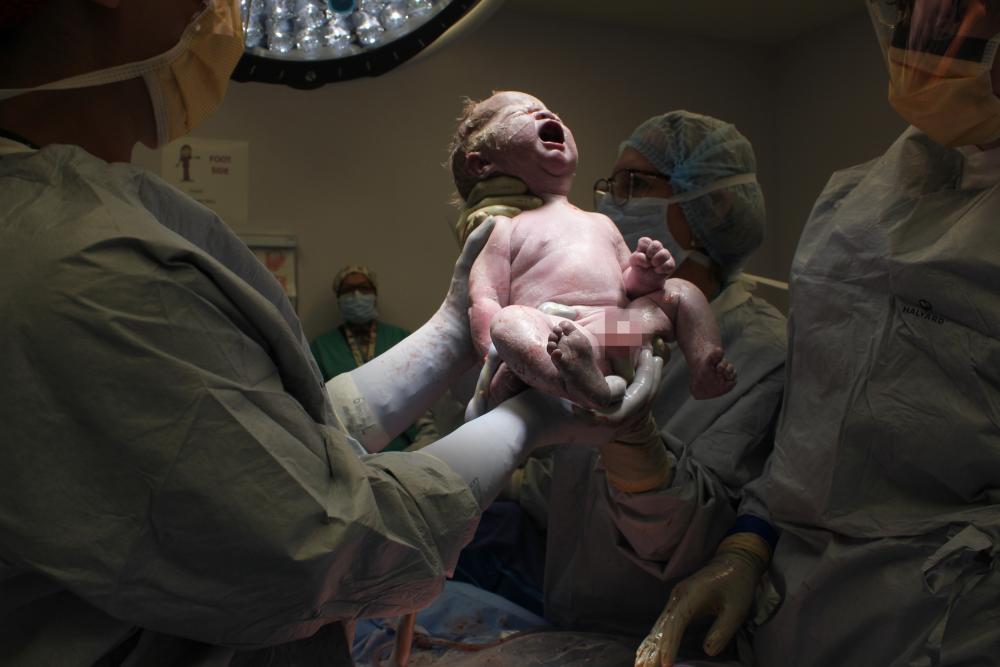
424, 347, 662, 509
634, 533, 770, 667
455, 175, 543, 245
441, 214, 497, 336
328, 217, 496, 452
599, 414, 671, 493
464, 342, 504, 422
512, 346, 664, 447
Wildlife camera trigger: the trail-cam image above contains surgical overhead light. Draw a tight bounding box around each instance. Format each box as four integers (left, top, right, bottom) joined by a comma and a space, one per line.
234, 0, 500, 88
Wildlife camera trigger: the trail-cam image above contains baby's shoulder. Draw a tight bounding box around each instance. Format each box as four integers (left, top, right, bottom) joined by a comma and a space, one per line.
582, 208, 624, 236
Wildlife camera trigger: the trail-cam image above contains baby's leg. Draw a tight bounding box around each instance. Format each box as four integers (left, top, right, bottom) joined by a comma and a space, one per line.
650, 278, 736, 399
490, 305, 619, 409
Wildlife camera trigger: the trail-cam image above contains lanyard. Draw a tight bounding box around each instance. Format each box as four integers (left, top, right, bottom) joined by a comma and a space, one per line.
342, 321, 377, 367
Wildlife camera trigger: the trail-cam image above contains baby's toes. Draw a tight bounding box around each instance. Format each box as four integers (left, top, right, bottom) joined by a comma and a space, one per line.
556, 320, 576, 336
718, 359, 737, 382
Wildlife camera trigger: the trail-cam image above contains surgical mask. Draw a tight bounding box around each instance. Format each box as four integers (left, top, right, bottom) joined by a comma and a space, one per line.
339, 292, 378, 324
0, 1, 245, 148
597, 196, 711, 269
888, 46, 1000, 147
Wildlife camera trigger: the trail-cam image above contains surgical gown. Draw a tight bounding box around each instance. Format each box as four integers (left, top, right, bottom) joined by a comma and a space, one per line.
746, 127, 1000, 666
0, 142, 480, 666
539, 279, 787, 635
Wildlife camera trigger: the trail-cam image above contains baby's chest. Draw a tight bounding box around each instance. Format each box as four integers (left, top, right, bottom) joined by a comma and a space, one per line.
509, 224, 623, 293
511, 217, 617, 261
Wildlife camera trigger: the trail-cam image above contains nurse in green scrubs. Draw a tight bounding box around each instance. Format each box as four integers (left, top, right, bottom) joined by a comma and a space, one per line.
311, 265, 438, 451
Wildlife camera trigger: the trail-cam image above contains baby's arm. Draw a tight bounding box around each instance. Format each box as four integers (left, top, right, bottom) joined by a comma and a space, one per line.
468, 216, 514, 359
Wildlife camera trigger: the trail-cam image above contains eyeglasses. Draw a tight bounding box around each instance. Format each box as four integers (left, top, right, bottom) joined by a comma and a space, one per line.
593, 169, 671, 208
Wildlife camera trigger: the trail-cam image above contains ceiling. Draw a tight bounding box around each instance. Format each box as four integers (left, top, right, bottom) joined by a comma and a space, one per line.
504, 0, 866, 45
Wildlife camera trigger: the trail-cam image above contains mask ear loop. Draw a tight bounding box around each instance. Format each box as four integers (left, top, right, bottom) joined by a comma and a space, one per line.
0, 3, 209, 102
687, 253, 713, 269
142, 70, 172, 148
684, 243, 714, 269
666, 176, 757, 270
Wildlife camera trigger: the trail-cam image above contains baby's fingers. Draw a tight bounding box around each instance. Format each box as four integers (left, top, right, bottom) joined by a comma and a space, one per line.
629, 250, 652, 269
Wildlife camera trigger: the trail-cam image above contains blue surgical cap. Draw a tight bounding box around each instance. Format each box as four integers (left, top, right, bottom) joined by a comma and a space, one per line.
621, 111, 765, 279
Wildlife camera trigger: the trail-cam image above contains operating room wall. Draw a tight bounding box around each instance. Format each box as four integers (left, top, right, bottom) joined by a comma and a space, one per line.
133, 6, 779, 340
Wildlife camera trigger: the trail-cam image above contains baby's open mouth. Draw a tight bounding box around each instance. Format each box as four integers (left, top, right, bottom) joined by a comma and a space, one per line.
538, 120, 565, 145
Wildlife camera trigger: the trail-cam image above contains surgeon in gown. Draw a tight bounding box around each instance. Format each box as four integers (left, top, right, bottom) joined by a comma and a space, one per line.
455, 112, 786, 643
0, 2, 663, 666
636, 2, 1000, 665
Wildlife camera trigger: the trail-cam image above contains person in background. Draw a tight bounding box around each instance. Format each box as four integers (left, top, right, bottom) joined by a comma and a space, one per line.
454, 110, 787, 656
311, 265, 439, 451
636, 1, 1000, 665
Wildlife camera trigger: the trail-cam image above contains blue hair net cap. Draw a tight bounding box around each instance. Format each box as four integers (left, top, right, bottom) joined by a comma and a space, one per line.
621, 111, 765, 278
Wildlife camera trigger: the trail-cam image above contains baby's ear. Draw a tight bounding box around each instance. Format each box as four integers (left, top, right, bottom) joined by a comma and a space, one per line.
466, 151, 494, 179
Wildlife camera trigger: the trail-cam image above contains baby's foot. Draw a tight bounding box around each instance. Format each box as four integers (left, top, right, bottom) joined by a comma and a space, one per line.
628, 237, 676, 294
689, 346, 737, 399
547, 320, 613, 409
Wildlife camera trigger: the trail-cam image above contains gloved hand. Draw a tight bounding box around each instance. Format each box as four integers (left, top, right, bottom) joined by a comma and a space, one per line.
329, 216, 496, 452
455, 175, 543, 245
634, 532, 771, 667
599, 414, 671, 493
506, 346, 664, 448
424, 347, 663, 509
439, 213, 497, 347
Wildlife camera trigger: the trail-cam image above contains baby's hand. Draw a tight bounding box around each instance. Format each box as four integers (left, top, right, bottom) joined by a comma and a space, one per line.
629, 237, 675, 278
624, 237, 676, 298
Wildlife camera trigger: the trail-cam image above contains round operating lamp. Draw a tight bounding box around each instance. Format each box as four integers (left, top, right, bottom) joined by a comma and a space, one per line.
234, 0, 501, 89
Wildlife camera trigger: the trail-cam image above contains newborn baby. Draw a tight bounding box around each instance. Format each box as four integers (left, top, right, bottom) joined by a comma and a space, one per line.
451, 91, 736, 410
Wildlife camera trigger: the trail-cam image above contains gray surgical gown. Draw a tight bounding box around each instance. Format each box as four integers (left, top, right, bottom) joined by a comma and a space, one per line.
0, 142, 480, 666
746, 127, 1000, 666
540, 279, 787, 635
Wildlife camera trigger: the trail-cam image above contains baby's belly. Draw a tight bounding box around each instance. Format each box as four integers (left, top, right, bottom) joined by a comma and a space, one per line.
510, 252, 626, 308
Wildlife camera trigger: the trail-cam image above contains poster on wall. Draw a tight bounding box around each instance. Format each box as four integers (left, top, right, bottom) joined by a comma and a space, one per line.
242, 234, 298, 312
161, 137, 249, 227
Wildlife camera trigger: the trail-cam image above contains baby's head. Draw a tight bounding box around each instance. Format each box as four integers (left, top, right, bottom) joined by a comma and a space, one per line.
448, 90, 578, 201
